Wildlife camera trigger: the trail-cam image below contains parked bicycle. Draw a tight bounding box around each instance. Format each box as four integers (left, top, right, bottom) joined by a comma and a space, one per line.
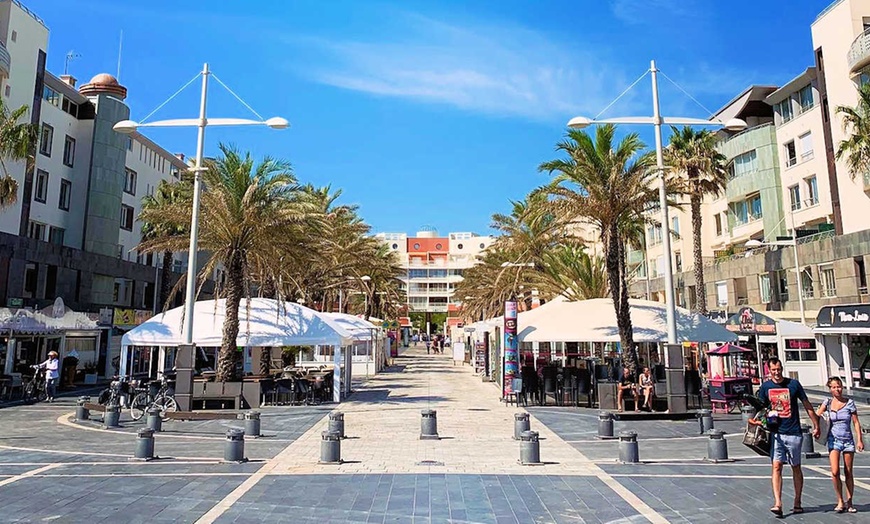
22, 367, 47, 403
129, 375, 177, 421
97, 377, 127, 408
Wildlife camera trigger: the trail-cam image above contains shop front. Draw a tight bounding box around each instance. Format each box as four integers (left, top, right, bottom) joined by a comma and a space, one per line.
723, 307, 778, 383
814, 304, 870, 391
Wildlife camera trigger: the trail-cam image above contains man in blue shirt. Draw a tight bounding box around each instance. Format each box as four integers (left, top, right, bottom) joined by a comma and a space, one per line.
754, 357, 820, 516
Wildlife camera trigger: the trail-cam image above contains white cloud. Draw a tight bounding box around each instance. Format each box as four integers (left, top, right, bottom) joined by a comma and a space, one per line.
286, 13, 642, 122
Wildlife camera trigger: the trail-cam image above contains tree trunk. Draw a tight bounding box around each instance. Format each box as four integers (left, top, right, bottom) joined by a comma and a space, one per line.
617, 236, 638, 374
258, 346, 272, 376
216, 253, 244, 382
261, 277, 276, 299
605, 223, 636, 374
159, 251, 173, 310
691, 194, 707, 315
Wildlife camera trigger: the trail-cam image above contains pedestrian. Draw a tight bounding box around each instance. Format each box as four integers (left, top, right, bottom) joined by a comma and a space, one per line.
35, 350, 60, 402
751, 357, 820, 517
425, 339, 431, 354
438, 336, 444, 355
817, 376, 864, 513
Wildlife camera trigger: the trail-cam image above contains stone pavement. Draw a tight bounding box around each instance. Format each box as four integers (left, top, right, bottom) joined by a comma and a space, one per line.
0, 346, 869, 523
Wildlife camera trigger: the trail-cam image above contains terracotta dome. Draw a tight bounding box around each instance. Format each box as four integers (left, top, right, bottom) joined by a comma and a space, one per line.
79, 72, 127, 100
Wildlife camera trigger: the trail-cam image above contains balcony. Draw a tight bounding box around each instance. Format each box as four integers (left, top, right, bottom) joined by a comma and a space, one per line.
0, 41, 10, 81
848, 28, 870, 74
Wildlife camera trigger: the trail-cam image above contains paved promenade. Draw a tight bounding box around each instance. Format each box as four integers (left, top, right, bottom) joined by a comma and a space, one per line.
0, 346, 868, 523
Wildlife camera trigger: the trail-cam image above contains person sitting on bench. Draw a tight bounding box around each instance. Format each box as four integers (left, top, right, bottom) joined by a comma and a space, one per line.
617, 367, 640, 413
639, 367, 656, 411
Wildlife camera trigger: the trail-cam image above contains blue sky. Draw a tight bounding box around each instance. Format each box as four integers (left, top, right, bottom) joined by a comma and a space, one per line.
35, 0, 830, 236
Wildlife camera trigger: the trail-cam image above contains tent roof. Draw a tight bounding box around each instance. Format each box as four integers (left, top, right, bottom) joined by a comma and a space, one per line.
518, 298, 736, 343
121, 298, 354, 348
321, 313, 379, 342
776, 319, 814, 338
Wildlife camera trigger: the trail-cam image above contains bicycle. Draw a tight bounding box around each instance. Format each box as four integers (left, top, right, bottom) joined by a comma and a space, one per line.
129, 375, 177, 421
97, 377, 126, 408
22, 367, 47, 403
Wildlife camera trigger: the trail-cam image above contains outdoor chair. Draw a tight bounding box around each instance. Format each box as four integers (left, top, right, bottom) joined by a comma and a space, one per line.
576, 370, 593, 408
505, 377, 526, 407
542, 368, 559, 406
685, 370, 704, 409
4, 373, 23, 400
259, 378, 277, 405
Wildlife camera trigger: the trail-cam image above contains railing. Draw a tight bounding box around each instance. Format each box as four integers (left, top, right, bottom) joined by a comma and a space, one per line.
848, 27, 870, 73
11, 0, 47, 26
702, 229, 834, 268
0, 42, 10, 79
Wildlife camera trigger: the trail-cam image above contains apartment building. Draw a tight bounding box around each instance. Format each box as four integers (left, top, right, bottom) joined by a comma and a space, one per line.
377, 229, 495, 333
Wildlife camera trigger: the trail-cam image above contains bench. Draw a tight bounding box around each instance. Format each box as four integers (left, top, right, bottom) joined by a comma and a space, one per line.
83, 402, 108, 413
162, 411, 243, 421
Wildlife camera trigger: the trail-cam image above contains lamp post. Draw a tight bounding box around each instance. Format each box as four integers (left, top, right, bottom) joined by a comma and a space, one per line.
746, 238, 806, 324
567, 59, 747, 345
338, 275, 371, 314
113, 63, 288, 345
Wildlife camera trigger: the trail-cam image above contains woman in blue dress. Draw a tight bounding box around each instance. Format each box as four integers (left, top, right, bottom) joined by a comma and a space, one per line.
817, 376, 864, 513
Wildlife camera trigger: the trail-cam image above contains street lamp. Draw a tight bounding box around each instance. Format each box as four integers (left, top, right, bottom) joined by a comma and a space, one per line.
113, 63, 287, 345
568, 59, 747, 345
746, 238, 806, 324
338, 275, 371, 313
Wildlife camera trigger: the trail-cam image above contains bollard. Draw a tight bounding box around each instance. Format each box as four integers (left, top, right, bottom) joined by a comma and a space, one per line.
740, 404, 757, 425
146, 406, 163, 432
519, 430, 542, 465
320, 430, 342, 464
706, 429, 729, 462
801, 424, 821, 459
598, 411, 615, 439
328, 411, 344, 439
134, 427, 155, 460
618, 431, 639, 463
245, 411, 261, 438
697, 409, 714, 434
104, 404, 121, 428
514, 412, 530, 440
420, 409, 439, 440
75, 396, 90, 421
224, 428, 247, 463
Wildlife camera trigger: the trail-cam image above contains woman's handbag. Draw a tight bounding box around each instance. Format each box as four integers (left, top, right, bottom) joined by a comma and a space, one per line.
815, 399, 831, 446
742, 411, 771, 457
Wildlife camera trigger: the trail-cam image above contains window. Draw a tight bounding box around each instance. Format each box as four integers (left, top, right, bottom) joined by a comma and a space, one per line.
42, 86, 60, 107
648, 224, 663, 246
28, 221, 46, 241
24, 263, 38, 297
34, 169, 48, 203
58, 179, 71, 211
730, 150, 757, 178
48, 227, 65, 246
798, 85, 814, 112
39, 124, 53, 156
715, 281, 728, 307
856, 257, 868, 295
805, 176, 818, 206
409, 269, 426, 279
10, 30, 16, 42
788, 185, 801, 211
799, 132, 813, 161
784, 140, 797, 167
749, 194, 763, 221
776, 269, 789, 302
126, 137, 133, 151
61, 98, 78, 118
671, 217, 680, 236
820, 265, 836, 297
413, 243, 420, 250
784, 339, 818, 362
674, 252, 682, 273
801, 267, 814, 299
124, 168, 137, 195
63, 135, 75, 167
435, 243, 443, 250
776, 98, 793, 123
4, 85, 9, 97
714, 214, 723, 236
730, 195, 762, 225
120, 204, 134, 230
759, 274, 771, 303
113, 278, 134, 305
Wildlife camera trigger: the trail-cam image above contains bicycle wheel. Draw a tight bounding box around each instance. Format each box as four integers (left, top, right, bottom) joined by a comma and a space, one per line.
37, 387, 48, 402
155, 395, 178, 421
130, 392, 149, 420
22, 382, 35, 403
727, 400, 740, 414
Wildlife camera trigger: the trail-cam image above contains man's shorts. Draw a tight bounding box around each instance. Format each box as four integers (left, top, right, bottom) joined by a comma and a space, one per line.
771, 433, 803, 466
827, 435, 856, 453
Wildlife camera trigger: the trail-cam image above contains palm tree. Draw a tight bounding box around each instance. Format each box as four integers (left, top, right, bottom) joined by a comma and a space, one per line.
538, 242, 609, 301
665, 126, 728, 315
539, 124, 657, 372
139, 144, 307, 382
836, 82, 870, 181
0, 99, 37, 208
139, 180, 191, 310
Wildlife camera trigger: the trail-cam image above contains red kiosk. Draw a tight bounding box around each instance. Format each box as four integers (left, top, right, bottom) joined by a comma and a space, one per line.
706, 343, 754, 413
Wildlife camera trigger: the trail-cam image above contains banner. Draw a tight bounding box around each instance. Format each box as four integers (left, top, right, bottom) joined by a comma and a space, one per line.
503, 299, 518, 396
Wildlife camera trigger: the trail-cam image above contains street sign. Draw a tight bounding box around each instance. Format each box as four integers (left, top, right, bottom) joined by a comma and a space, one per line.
464, 327, 476, 333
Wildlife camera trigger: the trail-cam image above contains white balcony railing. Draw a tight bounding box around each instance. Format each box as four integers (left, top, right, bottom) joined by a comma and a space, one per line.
0, 42, 10, 79
848, 27, 870, 73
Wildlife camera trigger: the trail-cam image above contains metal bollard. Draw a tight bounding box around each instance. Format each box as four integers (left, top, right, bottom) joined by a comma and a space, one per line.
801, 424, 821, 459
146, 406, 162, 432
420, 409, 439, 440
519, 430, 542, 465
104, 404, 121, 428
245, 411, 261, 438
320, 430, 342, 463
224, 428, 247, 463
134, 427, 155, 460
328, 411, 344, 439
75, 396, 90, 421
697, 409, 714, 434
514, 412, 530, 440
706, 430, 729, 462
740, 404, 757, 425
598, 411, 615, 439
618, 431, 640, 463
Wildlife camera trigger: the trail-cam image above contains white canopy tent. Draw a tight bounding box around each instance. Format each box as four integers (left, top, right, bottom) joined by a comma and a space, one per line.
517, 298, 736, 343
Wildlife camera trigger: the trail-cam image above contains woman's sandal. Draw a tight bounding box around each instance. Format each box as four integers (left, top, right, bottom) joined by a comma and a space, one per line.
792, 506, 804, 514
770, 506, 783, 517
847, 506, 858, 513
834, 505, 845, 513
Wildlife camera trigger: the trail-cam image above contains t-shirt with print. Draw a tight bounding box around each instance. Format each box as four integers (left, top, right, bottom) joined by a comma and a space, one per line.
757, 377, 807, 436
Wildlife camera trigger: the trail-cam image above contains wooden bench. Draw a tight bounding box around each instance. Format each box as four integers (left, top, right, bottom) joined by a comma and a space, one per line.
83, 402, 108, 413
163, 411, 243, 421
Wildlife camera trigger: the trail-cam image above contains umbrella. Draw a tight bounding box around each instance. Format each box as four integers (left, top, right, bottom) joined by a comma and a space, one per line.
706, 343, 753, 355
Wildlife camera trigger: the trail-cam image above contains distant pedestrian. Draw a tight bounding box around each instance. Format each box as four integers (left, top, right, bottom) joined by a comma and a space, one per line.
817, 376, 864, 513
35, 351, 60, 402
425, 340, 431, 354
438, 337, 444, 354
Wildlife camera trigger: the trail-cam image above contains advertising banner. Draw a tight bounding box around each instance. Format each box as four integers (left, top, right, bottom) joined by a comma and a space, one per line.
503, 299, 518, 396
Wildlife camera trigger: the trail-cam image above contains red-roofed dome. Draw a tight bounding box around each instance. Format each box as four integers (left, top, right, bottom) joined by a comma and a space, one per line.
79, 72, 127, 99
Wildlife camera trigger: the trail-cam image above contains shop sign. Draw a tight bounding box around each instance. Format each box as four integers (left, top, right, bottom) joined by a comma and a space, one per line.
724, 307, 777, 335
785, 338, 816, 350
817, 305, 870, 329
6, 297, 23, 308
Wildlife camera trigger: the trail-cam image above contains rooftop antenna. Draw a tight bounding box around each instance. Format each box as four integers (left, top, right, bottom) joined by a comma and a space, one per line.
63, 50, 81, 75
116, 30, 123, 80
